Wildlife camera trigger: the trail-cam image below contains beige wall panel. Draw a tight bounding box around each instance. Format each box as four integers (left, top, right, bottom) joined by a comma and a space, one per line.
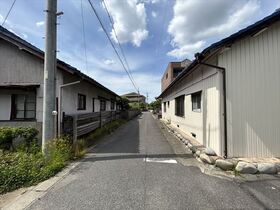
162, 66, 223, 156
219, 22, 280, 157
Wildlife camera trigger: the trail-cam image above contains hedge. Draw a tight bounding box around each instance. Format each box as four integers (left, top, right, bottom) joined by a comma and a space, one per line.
0, 127, 38, 151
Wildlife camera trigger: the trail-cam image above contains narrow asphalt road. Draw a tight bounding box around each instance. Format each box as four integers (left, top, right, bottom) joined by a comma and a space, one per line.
28, 112, 280, 210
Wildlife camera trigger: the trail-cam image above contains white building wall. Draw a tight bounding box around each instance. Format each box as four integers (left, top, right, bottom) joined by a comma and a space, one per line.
162, 65, 223, 156
61, 74, 116, 115
219, 21, 280, 157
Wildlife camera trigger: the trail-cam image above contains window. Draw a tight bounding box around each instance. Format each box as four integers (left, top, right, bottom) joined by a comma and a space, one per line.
100, 99, 106, 111
173, 67, 183, 78
192, 91, 202, 112
163, 102, 166, 112
167, 101, 170, 108
111, 101, 115, 110
11, 93, 36, 120
166, 73, 168, 79
78, 94, 86, 110
92, 98, 95, 112
175, 95, 185, 117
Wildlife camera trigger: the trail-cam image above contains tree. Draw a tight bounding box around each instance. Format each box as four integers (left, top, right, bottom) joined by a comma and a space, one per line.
149, 99, 161, 111
118, 97, 130, 110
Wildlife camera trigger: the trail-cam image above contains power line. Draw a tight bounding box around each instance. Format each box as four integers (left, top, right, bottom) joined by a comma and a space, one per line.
87, 0, 138, 92
80, 0, 88, 73
101, 0, 137, 87
1, 0, 17, 26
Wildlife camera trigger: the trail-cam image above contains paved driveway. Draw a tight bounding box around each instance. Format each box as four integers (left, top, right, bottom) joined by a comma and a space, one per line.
28, 112, 280, 210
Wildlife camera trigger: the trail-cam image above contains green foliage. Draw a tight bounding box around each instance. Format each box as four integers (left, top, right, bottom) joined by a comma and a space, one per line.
149, 99, 162, 111
119, 97, 130, 110
0, 138, 72, 194
129, 102, 139, 110
0, 127, 39, 152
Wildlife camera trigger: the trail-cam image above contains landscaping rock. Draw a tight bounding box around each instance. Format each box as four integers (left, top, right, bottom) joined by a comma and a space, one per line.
184, 140, 189, 145
203, 147, 216, 156
216, 159, 234, 171
200, 153, 215, 165
257, 163, 277, 174
228, 159, 239, 166
212, 156, 222, 162
195, 150, 201, 157
189, 145, 196, 152
235, 162, 258, 174
276, 164, 280, 173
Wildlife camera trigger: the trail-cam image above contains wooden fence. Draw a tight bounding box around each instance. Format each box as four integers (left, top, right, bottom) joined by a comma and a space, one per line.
62, 111, 122, 142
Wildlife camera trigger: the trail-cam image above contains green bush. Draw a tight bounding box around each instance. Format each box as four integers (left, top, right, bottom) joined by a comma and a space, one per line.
0, 127, 39, 152
0, 138, 72, 194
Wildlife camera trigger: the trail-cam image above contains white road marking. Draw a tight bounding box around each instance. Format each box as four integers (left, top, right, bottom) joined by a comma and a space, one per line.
144, 158, 177, 164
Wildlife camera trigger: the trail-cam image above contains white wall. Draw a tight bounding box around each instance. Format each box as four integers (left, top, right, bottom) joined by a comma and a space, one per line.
162, 65, 223, 156
61, 73, 116, 115
219, 21, 280, 157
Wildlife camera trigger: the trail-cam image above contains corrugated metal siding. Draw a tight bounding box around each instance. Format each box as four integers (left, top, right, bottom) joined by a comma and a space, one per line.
219, 22, 280, 157
162, 66, 223, 156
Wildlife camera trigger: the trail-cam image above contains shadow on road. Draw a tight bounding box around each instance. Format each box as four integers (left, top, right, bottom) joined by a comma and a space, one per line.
82, 153, 194, 162
93, 114, 141, 154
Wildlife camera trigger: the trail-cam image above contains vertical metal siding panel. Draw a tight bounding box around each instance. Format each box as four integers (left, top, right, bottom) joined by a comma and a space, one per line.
219, 22, 280, 157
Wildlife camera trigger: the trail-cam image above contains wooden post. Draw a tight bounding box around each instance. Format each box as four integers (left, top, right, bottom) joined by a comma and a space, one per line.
99, 111, 102, 128
73, 114, 77, 143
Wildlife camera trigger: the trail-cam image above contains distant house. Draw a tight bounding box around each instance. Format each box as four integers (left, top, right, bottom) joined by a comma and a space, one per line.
161, 59, 191, 92
0, 26, 120, 138
158, 10, 280, 158
122, 92, 146, 104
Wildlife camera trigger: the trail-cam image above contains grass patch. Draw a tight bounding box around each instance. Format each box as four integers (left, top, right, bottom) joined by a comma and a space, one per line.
0, 138, 79, 194
84, 119, 127, 146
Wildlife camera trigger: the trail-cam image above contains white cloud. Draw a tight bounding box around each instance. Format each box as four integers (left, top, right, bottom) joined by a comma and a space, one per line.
167, 0, 261, 59
103, 58, 115, 65
36, 21, 44, 27
104, 0, 148, 47
141, 0, 161, 4
167, 41, 205, 58
151, 11, 157, 18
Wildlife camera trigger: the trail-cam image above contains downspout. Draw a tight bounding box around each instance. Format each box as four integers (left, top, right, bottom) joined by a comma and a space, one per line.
196, 57, 228, 158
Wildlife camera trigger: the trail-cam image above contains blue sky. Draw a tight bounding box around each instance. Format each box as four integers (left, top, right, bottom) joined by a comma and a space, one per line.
0, 0, 280, 102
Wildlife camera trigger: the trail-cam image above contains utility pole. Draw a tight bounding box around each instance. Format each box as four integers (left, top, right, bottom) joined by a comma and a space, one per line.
42, 0, 57, 154
137, 89, 140, 110
146, 92, 149, 109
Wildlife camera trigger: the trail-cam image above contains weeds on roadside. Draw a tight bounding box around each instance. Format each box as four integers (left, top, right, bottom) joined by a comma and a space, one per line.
0, 138, 72, 194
